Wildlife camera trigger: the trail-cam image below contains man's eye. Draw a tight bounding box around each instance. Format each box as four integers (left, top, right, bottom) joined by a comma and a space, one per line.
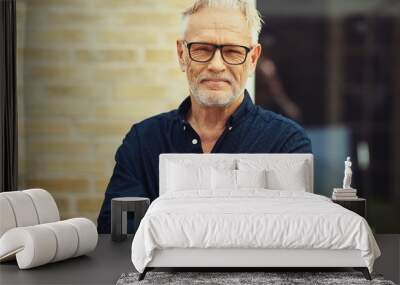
193, 46, 213, 52
224, 48, 244, 55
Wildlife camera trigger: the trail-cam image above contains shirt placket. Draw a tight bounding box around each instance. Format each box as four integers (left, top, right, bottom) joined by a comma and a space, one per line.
181, 120, 202, 153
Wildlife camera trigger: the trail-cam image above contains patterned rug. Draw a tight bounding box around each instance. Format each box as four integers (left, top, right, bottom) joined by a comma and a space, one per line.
116, 271, 396, 285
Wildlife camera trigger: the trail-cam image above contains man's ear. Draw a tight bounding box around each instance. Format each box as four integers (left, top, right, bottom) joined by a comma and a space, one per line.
176, 40, 186, 72
248, 43, 262, 76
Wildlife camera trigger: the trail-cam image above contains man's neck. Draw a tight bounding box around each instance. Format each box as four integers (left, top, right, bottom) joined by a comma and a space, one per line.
187, 93, 244, 132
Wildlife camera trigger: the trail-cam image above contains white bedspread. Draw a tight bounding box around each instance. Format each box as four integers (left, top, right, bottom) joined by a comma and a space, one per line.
131, 190, 380, 273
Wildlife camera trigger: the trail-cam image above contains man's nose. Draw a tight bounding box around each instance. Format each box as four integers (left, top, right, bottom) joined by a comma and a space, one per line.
207, 49, 226, 72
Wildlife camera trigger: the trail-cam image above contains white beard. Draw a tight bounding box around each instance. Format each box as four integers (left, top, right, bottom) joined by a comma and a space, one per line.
189, 82, 244, 107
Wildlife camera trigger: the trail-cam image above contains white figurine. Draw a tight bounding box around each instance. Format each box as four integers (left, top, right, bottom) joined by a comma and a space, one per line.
342, 156, 353, 189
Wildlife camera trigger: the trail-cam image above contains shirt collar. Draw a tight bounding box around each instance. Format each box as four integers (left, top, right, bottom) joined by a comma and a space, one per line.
177, 89, 255, 127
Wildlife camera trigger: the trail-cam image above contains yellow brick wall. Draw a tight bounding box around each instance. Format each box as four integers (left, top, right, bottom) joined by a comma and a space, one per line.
17, 0, 193, 223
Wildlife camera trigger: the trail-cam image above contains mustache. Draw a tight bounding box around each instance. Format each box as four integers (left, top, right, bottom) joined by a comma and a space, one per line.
198, 74, 232, 84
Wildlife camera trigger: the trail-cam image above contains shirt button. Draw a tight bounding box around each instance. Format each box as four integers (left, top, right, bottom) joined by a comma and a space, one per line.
228, 126, 233, 131
192, 139, 198, 145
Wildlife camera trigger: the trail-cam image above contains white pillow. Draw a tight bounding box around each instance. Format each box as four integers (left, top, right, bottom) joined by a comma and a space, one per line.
211, 168, 268, 191
167, 162, 212, 191
237, 169, 267, 189
266, 168, 307, 191
237, 159, 308, 191
211, 168, 236, 190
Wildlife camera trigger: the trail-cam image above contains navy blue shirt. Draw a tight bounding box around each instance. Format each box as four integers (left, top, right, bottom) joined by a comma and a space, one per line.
97, 90, 312, 233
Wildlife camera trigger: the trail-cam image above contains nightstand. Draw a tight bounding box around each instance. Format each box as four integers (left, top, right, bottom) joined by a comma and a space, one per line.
111, 197, 150, 242
332, 198, 367, 219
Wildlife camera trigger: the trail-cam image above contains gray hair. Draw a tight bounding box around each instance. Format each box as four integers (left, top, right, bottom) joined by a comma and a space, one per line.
181, 0, 263, 44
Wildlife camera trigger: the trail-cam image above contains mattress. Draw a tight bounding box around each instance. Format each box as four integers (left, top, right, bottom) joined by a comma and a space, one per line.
131, 189, 381, 273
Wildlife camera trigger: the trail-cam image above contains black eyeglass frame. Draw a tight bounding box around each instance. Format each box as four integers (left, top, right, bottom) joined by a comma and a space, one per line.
183, 41, 253, 65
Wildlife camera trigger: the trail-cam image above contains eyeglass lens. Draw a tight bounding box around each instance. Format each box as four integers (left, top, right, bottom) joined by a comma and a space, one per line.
189, 43, 248, 65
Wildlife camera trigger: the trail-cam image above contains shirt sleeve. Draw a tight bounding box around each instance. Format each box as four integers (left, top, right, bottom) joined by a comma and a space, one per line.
281, 127, 313, 153
97, 125, 148, 234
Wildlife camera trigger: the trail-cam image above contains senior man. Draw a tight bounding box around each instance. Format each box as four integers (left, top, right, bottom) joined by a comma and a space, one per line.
97, 0, 312, 233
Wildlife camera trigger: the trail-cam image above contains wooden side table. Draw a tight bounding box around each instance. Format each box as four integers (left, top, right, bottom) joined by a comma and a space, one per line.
332, 198, 367, 219
111, 197, 150, 242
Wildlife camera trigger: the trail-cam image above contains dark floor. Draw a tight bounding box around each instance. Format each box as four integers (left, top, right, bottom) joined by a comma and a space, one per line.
374, 234, 400, 284
0, 234, 398, 284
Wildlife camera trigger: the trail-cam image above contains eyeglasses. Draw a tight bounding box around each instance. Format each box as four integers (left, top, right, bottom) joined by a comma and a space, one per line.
184, 41, 252, 65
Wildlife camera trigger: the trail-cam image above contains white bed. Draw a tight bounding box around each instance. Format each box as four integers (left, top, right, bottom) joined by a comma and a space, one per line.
131, 154, 381, 280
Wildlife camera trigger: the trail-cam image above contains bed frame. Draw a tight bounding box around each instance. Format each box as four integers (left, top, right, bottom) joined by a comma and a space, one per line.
138, 154, 371, 281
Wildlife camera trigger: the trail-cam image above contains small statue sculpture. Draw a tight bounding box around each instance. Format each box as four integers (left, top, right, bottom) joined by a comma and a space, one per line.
342, 156, 353, 189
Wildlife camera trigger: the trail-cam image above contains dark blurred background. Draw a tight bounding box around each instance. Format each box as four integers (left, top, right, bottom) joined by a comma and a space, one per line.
256, 0, 400, 233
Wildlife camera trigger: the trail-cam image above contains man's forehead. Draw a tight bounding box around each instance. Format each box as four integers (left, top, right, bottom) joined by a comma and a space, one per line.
184, 7, 251, 44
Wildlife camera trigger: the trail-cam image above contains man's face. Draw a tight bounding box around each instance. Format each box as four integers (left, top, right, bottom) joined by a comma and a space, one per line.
177, 7, 261, 107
